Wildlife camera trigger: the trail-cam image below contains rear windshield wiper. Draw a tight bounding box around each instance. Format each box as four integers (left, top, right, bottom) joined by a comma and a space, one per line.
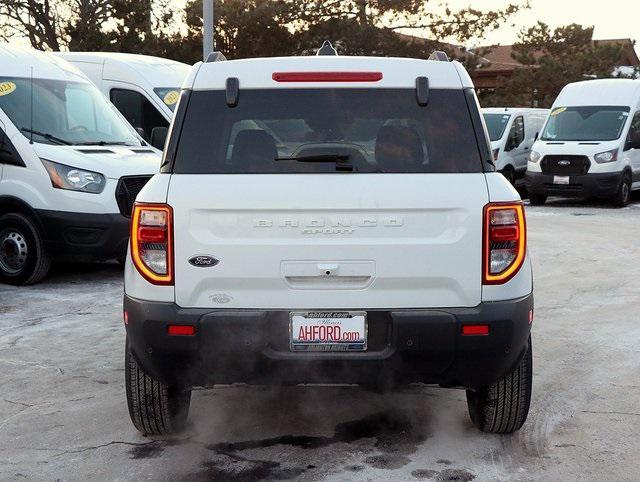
20, 128, 72, 146
276, 153, 353, 171
276, 154, 350, 163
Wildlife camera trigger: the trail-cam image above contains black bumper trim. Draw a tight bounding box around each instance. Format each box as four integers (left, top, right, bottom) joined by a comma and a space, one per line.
124, 294, 534, 390
525, 171, 622, 198
35, 209, 130, 260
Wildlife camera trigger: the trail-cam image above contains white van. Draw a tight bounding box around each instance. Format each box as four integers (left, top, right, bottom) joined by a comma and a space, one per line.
53, 52, 190, 148
482, 108, 549, 185
0, 45, 160, 285
526, 79, 640, 206
123, 49, 534, 435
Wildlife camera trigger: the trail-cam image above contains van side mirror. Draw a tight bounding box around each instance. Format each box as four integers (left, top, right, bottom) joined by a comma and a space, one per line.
534, 131, 539, 141
150, 126, 168, 150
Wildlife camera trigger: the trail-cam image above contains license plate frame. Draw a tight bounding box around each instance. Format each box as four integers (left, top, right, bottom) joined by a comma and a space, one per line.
290, 311, 367, 352
553, 175, 570, 185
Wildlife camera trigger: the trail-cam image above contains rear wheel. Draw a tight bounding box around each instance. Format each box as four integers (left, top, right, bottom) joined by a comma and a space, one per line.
613, 172, 631, 207
125, 339, 191, 435
528, 193, 547, 206
0, 213, 51, 285
466, 336, 532, 434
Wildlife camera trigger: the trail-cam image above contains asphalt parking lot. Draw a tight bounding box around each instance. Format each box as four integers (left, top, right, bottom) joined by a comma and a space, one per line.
2, 196, 640, 481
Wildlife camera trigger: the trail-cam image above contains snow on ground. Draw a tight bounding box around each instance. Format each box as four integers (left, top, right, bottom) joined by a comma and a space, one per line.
1, 195, 640, 481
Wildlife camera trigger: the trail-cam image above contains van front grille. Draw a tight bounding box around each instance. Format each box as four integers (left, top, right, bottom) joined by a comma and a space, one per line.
115, 176, 152, 217
540, 155, 590, 176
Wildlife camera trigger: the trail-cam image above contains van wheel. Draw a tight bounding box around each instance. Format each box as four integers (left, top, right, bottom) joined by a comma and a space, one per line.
528, 193, 547, 206
500, 166, 516, 186
613, 172, 631, 207
466, 336, 532, 434
0, 213, 51, 285
125, 338, 191, 435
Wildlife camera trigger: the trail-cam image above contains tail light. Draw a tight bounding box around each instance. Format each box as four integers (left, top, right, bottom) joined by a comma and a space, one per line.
131, 203, 173, 285
483, 202, 526, 284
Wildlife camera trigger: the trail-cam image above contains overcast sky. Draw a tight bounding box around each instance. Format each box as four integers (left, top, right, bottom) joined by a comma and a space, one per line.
446, 0, 639, 51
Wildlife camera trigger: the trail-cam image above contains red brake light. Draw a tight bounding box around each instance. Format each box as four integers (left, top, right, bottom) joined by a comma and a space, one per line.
137, 226, 168, 243
462, 324, 490, 336
483, 202, 526, 285
272, 72, 383, 83
131, 203, 174, 285
167, 325, 195, 336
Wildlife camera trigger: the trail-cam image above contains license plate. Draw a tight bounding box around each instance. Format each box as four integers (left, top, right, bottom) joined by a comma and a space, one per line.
554, 175, 570, 185
290, 311, 367, 352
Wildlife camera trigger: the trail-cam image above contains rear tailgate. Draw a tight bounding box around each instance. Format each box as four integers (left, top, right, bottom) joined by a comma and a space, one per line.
169, 173, 488, 309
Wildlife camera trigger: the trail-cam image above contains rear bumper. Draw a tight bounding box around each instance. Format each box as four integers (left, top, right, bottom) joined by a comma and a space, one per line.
35, 209, 130, 260
124, 293, 533, 390
525, 171, 621, 198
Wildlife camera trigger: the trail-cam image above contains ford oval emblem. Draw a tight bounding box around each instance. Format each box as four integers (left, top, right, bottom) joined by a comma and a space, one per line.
558, 160, 571, 166
188, 255, 219, 267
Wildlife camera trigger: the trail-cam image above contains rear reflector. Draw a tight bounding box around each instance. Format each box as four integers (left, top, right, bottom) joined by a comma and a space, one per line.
462, 324, 490, 336
167, 325, 196, 336
272, 72, 383, 83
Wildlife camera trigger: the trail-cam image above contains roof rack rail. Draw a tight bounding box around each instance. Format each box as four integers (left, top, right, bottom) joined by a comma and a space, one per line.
206, 51, 227, 63
316, 41, 338, 56
428, 51, 449, 62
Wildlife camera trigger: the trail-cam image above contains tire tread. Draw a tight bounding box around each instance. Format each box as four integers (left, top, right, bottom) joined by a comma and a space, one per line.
466, 337, 532, 434
125, 340, 190, 436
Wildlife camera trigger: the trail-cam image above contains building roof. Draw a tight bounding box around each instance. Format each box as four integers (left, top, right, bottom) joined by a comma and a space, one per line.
473, 39, 640, 73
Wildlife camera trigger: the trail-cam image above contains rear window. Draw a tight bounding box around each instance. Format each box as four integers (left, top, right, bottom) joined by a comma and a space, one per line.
172, 89, 483, 174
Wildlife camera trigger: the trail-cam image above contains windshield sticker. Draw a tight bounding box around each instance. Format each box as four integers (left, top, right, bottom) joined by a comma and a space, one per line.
0, 81, 16, 96
550, 107, 566, 116
163, 90, 180, 106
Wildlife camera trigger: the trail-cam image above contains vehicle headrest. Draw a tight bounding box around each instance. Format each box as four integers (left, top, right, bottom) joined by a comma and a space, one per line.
230, 129, 278, 172
375, 125, 424, 168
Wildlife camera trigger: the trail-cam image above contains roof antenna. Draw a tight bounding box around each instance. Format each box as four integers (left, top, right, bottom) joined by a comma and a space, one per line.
316, 41, 338, 56
29, 66, 34, 145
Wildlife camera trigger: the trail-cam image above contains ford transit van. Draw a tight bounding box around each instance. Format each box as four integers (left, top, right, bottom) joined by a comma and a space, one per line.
526, 79, 640, 206
483, 108, 548, 185
54, 52, 190, 148
0, 45, 160, 285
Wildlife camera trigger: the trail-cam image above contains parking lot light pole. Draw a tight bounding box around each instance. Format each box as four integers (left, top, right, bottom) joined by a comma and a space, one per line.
203, 0, 214, 61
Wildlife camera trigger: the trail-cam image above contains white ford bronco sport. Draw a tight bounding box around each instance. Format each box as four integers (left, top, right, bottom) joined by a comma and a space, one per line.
123, 46, 534, 435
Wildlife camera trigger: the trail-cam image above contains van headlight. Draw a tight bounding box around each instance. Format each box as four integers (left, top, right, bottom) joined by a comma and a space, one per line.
41, 159, 106, 194
529, 151, 541, 163
594, 149, 618, 164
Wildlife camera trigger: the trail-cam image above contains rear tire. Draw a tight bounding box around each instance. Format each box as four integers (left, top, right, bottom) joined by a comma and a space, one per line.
0, 213, 51, 285
125, 338, 191, 435
613, 172, 631, 207
466, 336, 532, 434
528, 193, 547, 206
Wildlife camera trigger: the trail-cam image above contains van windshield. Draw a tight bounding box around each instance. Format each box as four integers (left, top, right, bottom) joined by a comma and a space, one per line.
483, 113, 511, 141
0, 77, 141, 146
172, 88, 484, 174
541, 106, 630, 142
